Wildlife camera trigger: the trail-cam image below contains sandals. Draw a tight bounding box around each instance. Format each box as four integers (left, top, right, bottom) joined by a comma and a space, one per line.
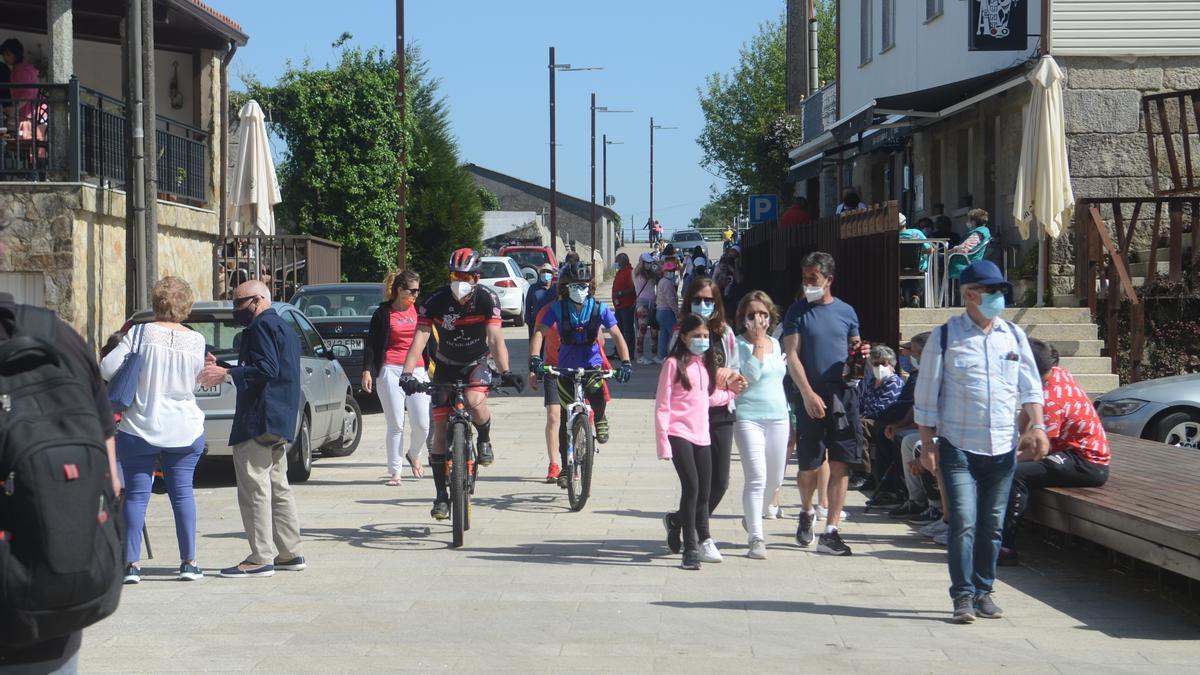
385, 475, 401, 487
406, 453, 424, 479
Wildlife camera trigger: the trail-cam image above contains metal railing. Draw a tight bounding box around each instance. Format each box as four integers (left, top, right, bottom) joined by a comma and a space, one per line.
217, 235, 343, 303
0, 79, 209, 204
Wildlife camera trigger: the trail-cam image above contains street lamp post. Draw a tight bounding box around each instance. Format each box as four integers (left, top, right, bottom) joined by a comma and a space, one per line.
590, 94, 631, 259
603, 134, 623, 244
649, 117, 677, 235
396, 0, 406, 269
548, 48, 600, 253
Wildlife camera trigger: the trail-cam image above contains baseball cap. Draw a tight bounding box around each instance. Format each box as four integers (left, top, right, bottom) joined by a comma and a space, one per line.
959, 260, 1012, 291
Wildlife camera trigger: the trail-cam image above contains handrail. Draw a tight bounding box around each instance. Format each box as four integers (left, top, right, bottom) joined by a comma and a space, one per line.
79, 85, 208, 138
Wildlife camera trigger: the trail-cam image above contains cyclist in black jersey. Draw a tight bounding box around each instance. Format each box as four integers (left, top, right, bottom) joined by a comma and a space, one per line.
399, 248, 523, 520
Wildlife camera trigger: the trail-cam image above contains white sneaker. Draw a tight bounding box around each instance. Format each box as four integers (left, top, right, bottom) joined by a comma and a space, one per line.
653, 356, 665, 365
747, 536, 768, 560
637, 356, 650, 365
933, 531, 949, 547
699, 538, 723, 563
815, 506, 849, 521
763, 505, 783, 520
920, 519, 950, 538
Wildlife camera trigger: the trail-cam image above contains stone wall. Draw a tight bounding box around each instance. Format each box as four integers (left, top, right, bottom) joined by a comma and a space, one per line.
0, 183, 218, 351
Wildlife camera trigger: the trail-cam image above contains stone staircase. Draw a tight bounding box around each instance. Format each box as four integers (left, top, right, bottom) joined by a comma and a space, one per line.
900, 307, 1119, 395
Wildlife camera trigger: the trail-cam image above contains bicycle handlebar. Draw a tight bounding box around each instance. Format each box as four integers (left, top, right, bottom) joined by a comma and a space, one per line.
541, 366, 615, 380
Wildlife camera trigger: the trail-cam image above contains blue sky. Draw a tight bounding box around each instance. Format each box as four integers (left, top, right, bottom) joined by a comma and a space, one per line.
207, 0, 782, 236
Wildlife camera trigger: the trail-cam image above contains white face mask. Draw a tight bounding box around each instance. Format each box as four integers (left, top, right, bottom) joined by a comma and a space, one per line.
568, 286, 589, 304
803, 285, 825, 303
451, 281, 474, 300
872, 365, 891, 381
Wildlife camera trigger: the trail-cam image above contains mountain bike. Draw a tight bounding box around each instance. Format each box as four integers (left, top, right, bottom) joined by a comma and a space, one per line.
542, 366, 614, 512
413, 377, 512, 548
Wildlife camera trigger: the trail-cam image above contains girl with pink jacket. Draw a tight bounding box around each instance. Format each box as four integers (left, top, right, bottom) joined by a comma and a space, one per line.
654, 314, 743, 570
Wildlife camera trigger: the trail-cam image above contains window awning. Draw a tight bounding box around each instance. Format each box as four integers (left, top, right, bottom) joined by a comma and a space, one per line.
830, 61, 1033, 142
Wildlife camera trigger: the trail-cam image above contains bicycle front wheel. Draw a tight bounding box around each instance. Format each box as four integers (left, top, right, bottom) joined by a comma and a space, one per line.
566, 414, 594, 512
450, 421, 468, 548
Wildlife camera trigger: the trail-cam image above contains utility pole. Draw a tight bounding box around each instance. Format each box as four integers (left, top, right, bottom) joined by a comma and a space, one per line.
141, 0, 157, 289
396, 0, 407, 269
649, 117, 676, 231
548, 49, 600, 255
128, 0, 147, 309
590, 95, 630, 259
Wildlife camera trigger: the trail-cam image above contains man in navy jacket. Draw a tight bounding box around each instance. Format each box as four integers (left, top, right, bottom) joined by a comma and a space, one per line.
199, 280, 305, 578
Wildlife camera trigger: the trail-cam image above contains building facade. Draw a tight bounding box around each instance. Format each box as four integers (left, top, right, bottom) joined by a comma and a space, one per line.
791, 0, 1200, 301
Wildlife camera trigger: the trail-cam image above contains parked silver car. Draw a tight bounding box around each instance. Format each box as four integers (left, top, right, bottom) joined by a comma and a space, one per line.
122, 301, 363, 482
1095, 374, 1200, 449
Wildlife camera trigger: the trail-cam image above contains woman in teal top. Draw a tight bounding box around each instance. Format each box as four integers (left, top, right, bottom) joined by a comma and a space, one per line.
733, 290, 789, 560
946, 208, 992, 281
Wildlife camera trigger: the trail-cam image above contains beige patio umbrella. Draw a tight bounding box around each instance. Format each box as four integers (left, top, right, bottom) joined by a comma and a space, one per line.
227, 100, 281, 287
1013, 56, 1074, 306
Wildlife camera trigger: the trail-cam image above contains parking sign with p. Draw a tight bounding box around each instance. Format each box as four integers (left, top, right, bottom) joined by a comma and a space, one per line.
748, 194, 779, 225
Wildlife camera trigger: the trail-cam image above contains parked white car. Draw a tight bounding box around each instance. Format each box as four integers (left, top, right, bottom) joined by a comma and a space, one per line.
479, 256, 531, 326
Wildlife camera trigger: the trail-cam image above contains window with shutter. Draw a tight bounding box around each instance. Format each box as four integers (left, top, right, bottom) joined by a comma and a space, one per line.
860, 0, 873, 65
882, 0, 895, 51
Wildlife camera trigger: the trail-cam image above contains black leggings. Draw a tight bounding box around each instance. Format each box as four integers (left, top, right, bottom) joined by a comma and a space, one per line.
670, 436, 712, 551
1003, 452, 1109, 549
707, 406, 735, 516
557, 373, 606, 469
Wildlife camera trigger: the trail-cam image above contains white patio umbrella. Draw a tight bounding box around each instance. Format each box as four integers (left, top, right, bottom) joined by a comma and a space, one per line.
227, 100, 281, 287
1013, 56, 1074, 306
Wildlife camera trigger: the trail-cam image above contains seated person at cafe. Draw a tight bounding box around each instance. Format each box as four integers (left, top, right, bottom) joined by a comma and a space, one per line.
1000, 338, 1110, 566
899, 213, 929, 306
928, 215, 961, 248
867, 333, 932, 516
946, 208, 992, 284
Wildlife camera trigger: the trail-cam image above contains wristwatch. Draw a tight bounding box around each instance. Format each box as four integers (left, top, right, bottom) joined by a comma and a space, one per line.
1029, 424, 1047, 432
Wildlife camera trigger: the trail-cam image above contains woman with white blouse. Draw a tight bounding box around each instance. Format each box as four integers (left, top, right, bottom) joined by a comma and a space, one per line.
101, 277, 206, 584
733, 291, 790, 560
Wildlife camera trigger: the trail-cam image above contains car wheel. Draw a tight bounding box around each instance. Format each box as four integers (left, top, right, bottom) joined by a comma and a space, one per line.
513, 301, 525, 327
1150, 411, 1200, 449
287, 414, 313, 483
321, 395, 362, 457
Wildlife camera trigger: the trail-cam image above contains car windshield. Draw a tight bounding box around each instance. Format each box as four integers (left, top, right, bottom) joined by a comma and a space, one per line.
479, 261, 511, 280
505, 250, 548, 270
673, 231, 702, 242
177, 314, 244, 361
292, 290, 384, 319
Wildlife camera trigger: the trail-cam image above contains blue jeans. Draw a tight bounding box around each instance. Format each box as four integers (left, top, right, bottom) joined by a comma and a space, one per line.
937, 439, 1015, 600
656, 309, 676, 359
117, 431, 204, 563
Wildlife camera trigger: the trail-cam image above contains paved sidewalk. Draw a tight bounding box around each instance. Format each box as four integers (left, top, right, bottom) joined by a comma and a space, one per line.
81, 326, 1200, 673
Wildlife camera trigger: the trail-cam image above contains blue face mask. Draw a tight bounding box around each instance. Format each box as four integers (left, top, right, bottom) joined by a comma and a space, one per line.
688, 337, 710, 355
979, 290, 1006, 320
691, 301, 715, 319
539, 272, 553, 285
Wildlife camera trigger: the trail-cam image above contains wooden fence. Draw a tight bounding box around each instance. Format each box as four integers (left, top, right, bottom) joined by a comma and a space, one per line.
741, 201, 900, 348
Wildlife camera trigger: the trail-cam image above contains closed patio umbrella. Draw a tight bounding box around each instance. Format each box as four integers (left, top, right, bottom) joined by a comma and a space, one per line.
1013, 56, 1074, 306
227, 100, 281, 286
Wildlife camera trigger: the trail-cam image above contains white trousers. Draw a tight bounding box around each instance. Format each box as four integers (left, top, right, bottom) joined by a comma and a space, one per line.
898, 429, 928, 504
377, 365, 431, 475
736, 418, 790, 539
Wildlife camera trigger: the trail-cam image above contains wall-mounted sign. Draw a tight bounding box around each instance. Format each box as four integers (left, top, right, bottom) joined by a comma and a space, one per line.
969, 0, 1027, 52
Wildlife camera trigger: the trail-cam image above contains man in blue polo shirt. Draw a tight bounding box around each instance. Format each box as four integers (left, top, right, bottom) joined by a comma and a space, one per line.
528, 263, 632, 487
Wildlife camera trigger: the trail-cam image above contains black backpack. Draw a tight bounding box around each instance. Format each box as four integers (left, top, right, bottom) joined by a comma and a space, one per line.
0, 303, 123, 648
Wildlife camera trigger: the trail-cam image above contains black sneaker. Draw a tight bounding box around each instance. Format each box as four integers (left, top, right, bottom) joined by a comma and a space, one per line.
953, 596, 976, 624
681, 549, 701, 570
847, 474, 868, 491
663, 512, 682, 554
865, 491, 904, 509
795, 511, 815, 547
816, 530, 852, 556
477, 442, 494, 466
908, 506, 942, 525
123, 564, 141, 585
974, 592, 1003, 618
888, 501, 928, 519
430, 501, 450, 520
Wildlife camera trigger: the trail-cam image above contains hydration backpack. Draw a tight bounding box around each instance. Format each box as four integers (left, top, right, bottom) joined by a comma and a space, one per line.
557, 299, 605, 347
0, 302, 123, 648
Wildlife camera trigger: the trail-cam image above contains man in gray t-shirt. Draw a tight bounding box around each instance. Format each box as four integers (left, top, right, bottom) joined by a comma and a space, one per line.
781, 251, 865, 557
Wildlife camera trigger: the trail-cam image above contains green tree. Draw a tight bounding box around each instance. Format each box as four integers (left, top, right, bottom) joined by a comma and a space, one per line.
691, 201, 738, 241
236, 44, 482, 283
815, 0, 837, 86
697, 17, 800, 208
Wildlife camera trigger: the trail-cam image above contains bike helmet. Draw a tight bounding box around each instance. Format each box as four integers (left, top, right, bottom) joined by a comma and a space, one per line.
558, 261, 594, 285
448, 248, 482, 274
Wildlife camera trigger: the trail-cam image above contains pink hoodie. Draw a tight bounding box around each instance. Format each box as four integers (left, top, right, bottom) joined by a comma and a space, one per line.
654, 354, 736, 459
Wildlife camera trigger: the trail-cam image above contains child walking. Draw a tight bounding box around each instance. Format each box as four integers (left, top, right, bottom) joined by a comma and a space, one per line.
655, 314, 743, 570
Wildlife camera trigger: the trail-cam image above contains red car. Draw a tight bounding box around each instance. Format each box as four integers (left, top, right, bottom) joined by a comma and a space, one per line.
499, 245, 558, 276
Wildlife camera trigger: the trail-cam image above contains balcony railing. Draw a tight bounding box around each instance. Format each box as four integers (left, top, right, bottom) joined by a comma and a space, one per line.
0, 79, 209, 204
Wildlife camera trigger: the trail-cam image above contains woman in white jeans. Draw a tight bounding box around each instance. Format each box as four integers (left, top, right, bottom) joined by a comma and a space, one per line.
362, 270, 432, 485
733, 291, 789, 560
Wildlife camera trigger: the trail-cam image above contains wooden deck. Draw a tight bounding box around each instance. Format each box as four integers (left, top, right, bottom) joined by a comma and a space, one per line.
1026, 434, 1200, 582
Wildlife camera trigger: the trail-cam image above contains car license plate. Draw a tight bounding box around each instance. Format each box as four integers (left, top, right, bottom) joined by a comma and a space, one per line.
195, 383, 221, 397
328, 338, 364, 351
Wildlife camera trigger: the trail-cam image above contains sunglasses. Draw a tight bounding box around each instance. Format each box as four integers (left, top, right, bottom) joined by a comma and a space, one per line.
450, 272, 477, 282
568, 283, 589, 292
404, 287, 420, 294
692, 298, 716, 307
980, 284, 1007, 294
233, 295, 259, 307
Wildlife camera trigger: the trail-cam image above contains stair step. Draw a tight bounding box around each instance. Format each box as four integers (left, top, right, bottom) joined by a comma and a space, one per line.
1072, 373, 1121, 395
900, 307, 1092, 324
1127, 260, 1170, 277
901, 323, 1099, 341
1051, 295, 1084, 307
1058, 356, 1114, 374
